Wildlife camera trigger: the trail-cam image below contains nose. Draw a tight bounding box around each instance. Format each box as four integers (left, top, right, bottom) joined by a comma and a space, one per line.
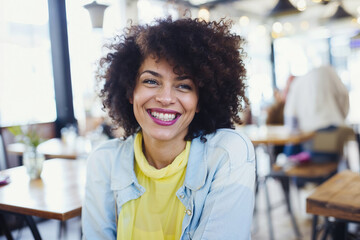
155, 85, 176, 105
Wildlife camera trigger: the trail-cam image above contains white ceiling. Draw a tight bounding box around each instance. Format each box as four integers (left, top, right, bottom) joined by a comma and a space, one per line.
193, 0, 360, 35
212, 0, 359, 20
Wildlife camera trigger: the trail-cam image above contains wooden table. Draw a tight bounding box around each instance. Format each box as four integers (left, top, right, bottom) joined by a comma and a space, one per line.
306, 170, 360, 239
236, 124, 315, 169
0, 158, 86, 239
7, 138, 79, 160
237, 124, 315, 240
307, 170, 360, 221
236, 124, 315, 146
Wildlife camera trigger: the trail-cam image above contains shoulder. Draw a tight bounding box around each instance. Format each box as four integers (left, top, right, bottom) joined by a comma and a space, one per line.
89, 137, 130, 158
86, 136, 134, 171
205, 129, 255, 164
206, 129, 253, 149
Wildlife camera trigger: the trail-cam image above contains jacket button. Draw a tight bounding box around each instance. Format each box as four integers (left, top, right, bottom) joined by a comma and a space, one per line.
179, 194, 185, 199
185, 209, 192, 216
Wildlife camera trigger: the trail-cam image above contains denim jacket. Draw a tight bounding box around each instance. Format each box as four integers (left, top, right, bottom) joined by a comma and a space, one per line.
82, 128, 256, 240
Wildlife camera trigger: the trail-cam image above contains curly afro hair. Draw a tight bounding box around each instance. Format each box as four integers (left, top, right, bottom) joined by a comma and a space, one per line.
98, 17, 248, 141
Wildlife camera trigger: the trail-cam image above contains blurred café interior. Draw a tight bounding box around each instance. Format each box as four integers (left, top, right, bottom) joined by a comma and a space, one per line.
1, 0, 360, 239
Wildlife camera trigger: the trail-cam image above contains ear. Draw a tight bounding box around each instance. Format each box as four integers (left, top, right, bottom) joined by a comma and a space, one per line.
196, 104, 200, 113
129, 97, 133, 104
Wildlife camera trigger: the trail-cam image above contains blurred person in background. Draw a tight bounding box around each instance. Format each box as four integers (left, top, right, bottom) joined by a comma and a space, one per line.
284, 65, 349, 133
284, 65, 350, 163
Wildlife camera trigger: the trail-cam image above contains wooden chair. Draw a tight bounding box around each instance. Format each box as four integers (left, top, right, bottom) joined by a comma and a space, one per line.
272, 125, 357, 240
280, 125, 356, 184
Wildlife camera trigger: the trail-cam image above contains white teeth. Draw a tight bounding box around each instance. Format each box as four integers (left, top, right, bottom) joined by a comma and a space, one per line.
151, 111, 176, 121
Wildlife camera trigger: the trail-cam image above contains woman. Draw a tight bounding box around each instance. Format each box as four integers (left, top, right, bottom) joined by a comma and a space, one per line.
82, 17, 255, 240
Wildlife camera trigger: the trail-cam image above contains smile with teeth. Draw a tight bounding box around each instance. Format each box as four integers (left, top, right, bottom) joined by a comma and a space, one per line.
148, 110, 178, 122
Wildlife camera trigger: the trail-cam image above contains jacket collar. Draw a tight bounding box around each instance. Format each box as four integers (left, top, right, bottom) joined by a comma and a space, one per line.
183, 136, 207, 191
110, 135, 137, 190
111, 134, 207, 192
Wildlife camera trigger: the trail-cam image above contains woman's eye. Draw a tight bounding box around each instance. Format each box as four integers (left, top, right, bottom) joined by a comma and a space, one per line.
178, 84, 192, 90
143, 79, 158, 85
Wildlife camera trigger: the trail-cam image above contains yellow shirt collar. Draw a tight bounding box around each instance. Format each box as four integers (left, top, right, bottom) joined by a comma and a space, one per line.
134, 132, 190, 180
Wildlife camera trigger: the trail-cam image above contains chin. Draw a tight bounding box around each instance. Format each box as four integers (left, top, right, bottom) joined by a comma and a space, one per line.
150, 133, 176, 142
146, 130, 184, 142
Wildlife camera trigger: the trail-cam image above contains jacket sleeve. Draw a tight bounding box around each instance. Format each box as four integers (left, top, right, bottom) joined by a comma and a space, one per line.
192, 134, 256, 240
82, 147, 117, 240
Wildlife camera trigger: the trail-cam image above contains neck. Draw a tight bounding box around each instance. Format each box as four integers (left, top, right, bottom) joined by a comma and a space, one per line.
142, 135, 186, 169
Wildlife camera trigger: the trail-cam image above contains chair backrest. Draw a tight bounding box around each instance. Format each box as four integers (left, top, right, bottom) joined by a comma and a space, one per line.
312, 126, 356, 154
303, 125, 356, 164
284, 126, 356, 180
0, 129, 8, 170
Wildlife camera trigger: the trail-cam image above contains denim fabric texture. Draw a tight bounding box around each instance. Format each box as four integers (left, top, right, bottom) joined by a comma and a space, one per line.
82, 129, 256, 240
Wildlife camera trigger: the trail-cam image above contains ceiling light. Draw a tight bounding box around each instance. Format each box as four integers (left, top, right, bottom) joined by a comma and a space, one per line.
84, 1, 109, 29
198, 8, 210, 22
268, 0, 300, 17
272, 22, 283, 33
296, 0, 307, 11
329, 3, 356, 21
239, 16, 250, 26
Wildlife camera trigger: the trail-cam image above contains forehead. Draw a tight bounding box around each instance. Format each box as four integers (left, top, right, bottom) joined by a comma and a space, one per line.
138, 56, 175, 74
139, 54, 190, 75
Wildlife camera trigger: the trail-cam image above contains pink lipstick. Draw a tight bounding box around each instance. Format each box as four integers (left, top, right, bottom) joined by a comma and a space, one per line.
147, 108, 181, 126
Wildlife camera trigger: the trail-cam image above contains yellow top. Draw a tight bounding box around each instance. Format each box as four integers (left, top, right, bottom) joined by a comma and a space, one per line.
117, 132, 191, 240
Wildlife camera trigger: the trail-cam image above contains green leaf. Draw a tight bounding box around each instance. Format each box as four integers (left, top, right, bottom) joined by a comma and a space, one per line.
7, 126, 23, 136
7, 125, 43, 148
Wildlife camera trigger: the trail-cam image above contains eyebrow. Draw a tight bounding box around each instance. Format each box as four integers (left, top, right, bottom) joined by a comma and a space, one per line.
139, 70, 161, 78
139, 70, 191, 81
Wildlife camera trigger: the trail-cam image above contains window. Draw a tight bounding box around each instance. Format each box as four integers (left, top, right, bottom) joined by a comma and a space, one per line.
273, 35, 330, 90
0, 0, 56, 126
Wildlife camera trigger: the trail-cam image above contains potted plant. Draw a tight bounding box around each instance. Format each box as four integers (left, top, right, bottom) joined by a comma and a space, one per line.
8, 125, 45, 179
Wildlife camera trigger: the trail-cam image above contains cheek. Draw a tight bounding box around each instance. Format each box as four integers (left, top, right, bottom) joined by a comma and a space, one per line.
182, 95, 199, 114
132, 88, 154, 107
132, 87, 144, 103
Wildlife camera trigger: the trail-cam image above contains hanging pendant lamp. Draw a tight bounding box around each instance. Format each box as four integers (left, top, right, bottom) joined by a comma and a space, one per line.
267, 0, 300, 17
84, 1, 109, 28
329, 3, 355, 21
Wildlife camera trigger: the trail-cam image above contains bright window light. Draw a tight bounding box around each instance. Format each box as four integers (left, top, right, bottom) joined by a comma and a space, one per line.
0, 0, 56, 126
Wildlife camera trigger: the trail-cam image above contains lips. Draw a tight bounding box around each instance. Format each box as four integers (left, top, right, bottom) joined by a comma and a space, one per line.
147, 108, 181, 126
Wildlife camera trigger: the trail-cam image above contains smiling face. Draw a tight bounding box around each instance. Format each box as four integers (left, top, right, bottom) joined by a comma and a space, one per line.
131, 56, 199, 145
